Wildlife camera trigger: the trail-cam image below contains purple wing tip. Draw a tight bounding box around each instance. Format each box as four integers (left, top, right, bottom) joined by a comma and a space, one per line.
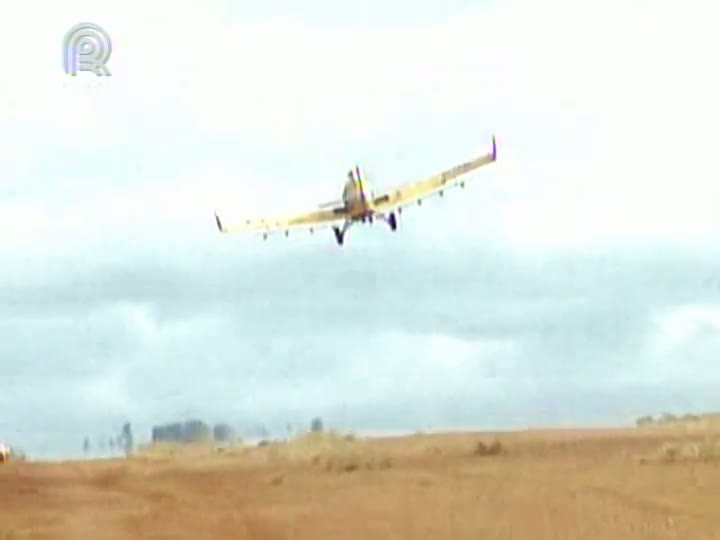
492, 135, 497, 161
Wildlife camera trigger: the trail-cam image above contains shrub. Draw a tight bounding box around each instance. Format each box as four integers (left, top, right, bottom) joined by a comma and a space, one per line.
475, 440, 503, 456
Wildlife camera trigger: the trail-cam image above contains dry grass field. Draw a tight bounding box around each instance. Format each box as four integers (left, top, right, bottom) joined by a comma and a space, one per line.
3, 425, 720, 539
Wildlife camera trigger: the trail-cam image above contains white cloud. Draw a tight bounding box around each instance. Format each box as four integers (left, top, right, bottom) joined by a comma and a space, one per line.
340, 331, 520, 404
80, 374, 128, 411
649, 304, 720, 354
638, 304, 720, 384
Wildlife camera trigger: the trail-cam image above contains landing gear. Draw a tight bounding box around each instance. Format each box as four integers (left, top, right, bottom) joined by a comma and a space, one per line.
332, 214, 392, 245
333, 220, 352, 246
388, 212, 397, 231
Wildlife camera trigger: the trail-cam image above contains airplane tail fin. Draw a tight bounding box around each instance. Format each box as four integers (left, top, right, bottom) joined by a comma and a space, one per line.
356, 165, 365, 200
214, 212, 224, 232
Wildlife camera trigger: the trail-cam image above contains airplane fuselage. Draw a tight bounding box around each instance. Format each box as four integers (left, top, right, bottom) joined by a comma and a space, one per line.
330, 167, 397, 245
338, 168, 376, 221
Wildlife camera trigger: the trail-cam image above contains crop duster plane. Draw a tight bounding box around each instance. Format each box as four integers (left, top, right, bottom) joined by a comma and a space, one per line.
214, 135, 497, 246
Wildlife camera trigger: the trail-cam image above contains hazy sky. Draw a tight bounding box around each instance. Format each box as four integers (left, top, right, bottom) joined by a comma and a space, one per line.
1, 0, 719, 458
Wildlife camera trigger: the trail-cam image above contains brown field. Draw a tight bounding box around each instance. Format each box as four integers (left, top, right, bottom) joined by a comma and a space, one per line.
3, 426, 720, 539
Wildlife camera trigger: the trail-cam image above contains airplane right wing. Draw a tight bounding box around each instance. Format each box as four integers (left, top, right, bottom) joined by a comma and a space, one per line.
371, 135, 497, 213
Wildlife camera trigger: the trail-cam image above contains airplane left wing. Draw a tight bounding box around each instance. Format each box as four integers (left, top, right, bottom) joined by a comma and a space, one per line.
372, 135, 497, 212
215, 205, 348, 235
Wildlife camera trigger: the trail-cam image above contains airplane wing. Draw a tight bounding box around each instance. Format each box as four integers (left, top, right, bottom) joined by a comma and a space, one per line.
372, 135, 497, 213
215, 204, 348, 236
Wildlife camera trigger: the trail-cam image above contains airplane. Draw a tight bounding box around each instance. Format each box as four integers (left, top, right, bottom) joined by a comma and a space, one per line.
214, 135, 497, 246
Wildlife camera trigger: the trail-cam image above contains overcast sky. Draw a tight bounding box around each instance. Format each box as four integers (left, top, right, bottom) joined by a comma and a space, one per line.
1, 0, 719, 459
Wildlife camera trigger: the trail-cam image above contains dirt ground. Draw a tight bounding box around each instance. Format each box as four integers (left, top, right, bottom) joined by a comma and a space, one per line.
3, 426, 720, 540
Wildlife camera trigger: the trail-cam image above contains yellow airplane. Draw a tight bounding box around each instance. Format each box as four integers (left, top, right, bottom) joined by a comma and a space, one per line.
214, 135, 497, 246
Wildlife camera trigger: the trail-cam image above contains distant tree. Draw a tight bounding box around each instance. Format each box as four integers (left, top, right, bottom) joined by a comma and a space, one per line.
310, 417, 324, 433
213, 423, 236, 443
152, 423, 183, 443
182, 419, 211, 442
121, 422, 134, 456
636, 415, 654, 427
83, 437, 91, 453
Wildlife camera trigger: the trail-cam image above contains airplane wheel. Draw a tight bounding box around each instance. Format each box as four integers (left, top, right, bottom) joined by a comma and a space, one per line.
388, 212, 397, 231
333, 226, 344, 245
